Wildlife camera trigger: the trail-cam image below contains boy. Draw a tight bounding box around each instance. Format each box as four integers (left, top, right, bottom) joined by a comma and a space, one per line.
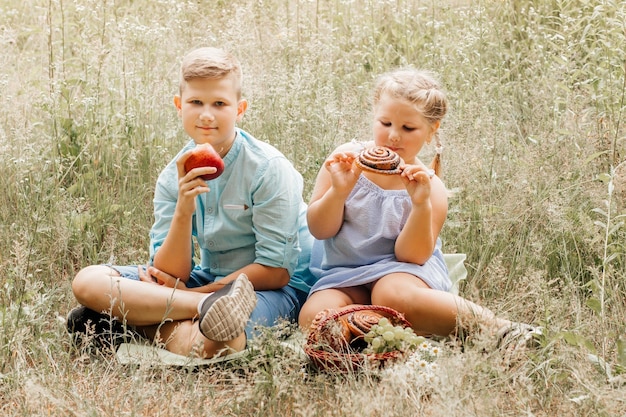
69, 47, 315, 358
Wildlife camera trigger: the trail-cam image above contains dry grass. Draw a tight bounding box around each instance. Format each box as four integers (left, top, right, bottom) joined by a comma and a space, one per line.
1, 0, 625, 415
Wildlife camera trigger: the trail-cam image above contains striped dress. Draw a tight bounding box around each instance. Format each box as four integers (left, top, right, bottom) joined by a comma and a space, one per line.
308, 175, 451, 295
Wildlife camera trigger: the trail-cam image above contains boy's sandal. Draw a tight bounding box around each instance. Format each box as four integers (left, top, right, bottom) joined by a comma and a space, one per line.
66, 305, 137, 349
198, 273, 257, 342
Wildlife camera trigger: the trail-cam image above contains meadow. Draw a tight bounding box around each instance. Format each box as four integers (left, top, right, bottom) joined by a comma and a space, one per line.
1, 0, 625, 415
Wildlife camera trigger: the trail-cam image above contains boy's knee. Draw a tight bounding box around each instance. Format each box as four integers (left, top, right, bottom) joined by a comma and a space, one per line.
71, 265, 118, 302
71, 266, 89, 296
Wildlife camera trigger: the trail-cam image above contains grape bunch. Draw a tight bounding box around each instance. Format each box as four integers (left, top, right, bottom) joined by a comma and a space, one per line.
362, 317, 421, 354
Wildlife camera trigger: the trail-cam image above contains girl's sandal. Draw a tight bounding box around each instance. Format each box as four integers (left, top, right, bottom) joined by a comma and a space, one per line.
496, 322, 543, 367
496, 322, 543, 349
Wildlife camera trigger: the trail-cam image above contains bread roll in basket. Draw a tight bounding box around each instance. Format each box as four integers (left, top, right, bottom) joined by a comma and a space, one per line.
304, 305, 413, 372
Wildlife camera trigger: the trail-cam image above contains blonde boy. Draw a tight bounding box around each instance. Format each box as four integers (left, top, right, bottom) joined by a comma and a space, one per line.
69, 47, 314, 357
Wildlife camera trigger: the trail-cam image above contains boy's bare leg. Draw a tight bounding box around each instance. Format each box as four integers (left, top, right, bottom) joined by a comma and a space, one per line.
140, 321, 247, 358
71, 265, 249, 357
71, 265, 203, 326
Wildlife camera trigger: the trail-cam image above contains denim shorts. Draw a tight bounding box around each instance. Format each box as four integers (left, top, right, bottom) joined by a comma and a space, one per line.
111, 265, 308, 340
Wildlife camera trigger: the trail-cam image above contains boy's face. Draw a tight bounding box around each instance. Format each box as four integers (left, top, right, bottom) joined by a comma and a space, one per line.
174, 74, 247, 156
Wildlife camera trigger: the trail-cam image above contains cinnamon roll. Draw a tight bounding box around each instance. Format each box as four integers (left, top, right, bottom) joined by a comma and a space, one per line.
356, 146, 402, 174
345, 310, 385, 338
309, 309, 352, 352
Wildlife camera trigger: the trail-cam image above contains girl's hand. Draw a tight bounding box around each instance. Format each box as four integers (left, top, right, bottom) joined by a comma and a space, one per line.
138, 265, 188, 290
324, 151, 362, 195
175, 150, 215, 217
399, 164, 434, 205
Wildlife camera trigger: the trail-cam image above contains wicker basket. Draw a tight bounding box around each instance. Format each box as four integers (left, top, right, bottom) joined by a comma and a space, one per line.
304, 305, 412, 372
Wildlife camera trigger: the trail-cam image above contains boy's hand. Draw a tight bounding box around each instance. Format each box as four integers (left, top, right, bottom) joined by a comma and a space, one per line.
399, 164, 433, 205
175, 150, 216, 217
138, 265, 187, 290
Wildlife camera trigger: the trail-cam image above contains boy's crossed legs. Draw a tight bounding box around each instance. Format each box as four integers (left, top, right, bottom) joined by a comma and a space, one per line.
69, 265, 263, 358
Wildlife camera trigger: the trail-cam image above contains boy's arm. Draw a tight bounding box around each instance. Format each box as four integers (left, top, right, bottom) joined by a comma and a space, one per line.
241, 157, 305, 290
151, 150, 214, 281
218, 263, 290, 290
144, 263, 289, 293
152, 207, 195, 280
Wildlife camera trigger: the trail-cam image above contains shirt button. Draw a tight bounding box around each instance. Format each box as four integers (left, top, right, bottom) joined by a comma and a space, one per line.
207, 207, 213, 214
208, 241, 215, 247
211, 263, 217, 268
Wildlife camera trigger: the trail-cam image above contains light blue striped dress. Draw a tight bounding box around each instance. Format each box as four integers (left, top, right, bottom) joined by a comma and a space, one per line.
308, 175, 452, 296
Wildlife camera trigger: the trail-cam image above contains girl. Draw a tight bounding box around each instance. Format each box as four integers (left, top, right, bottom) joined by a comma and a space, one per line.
298, 68, 539, 347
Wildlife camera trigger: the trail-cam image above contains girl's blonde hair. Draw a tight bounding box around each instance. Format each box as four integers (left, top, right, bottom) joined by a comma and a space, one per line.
179, 47, 243, 98
372, 69, 448, 176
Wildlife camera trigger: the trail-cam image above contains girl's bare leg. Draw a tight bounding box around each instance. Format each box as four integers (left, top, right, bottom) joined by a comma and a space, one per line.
371, 272, 510, 337
297, 286, 370, 329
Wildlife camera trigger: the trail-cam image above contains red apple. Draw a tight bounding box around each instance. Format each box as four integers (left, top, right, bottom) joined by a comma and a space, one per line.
184, 144, 225, 180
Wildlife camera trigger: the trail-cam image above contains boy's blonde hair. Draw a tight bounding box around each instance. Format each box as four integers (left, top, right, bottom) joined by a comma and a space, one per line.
179, 47, 243, 98
373, 69, 448, 176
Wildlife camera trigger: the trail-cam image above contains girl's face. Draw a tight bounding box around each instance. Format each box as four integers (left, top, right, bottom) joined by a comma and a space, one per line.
174, 74, 247, 157
372, 93, 439, 163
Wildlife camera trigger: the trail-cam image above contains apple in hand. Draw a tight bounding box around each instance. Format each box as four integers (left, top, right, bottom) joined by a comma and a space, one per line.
184, 144, 225, 180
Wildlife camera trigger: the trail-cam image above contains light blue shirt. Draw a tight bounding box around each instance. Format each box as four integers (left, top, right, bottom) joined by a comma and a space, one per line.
149, 128, 315, 294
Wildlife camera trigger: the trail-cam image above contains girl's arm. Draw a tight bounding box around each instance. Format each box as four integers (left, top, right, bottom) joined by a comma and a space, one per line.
307, 144, 362, 239
395, 172, 448, 265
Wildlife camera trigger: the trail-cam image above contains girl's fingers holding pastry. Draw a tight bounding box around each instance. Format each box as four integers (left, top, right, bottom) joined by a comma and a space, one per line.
400, 165, 434, 181
407, 171, 431, 183
326, 151, 357, 165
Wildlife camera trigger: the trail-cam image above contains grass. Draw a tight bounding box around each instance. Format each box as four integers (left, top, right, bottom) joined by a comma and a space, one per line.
1, 0, 625, 415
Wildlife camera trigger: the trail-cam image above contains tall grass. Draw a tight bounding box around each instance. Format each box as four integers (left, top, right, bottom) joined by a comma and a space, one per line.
1, 0, 625, 415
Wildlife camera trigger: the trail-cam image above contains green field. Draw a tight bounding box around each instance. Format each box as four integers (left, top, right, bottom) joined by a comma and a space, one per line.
1, 0, 625, 415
